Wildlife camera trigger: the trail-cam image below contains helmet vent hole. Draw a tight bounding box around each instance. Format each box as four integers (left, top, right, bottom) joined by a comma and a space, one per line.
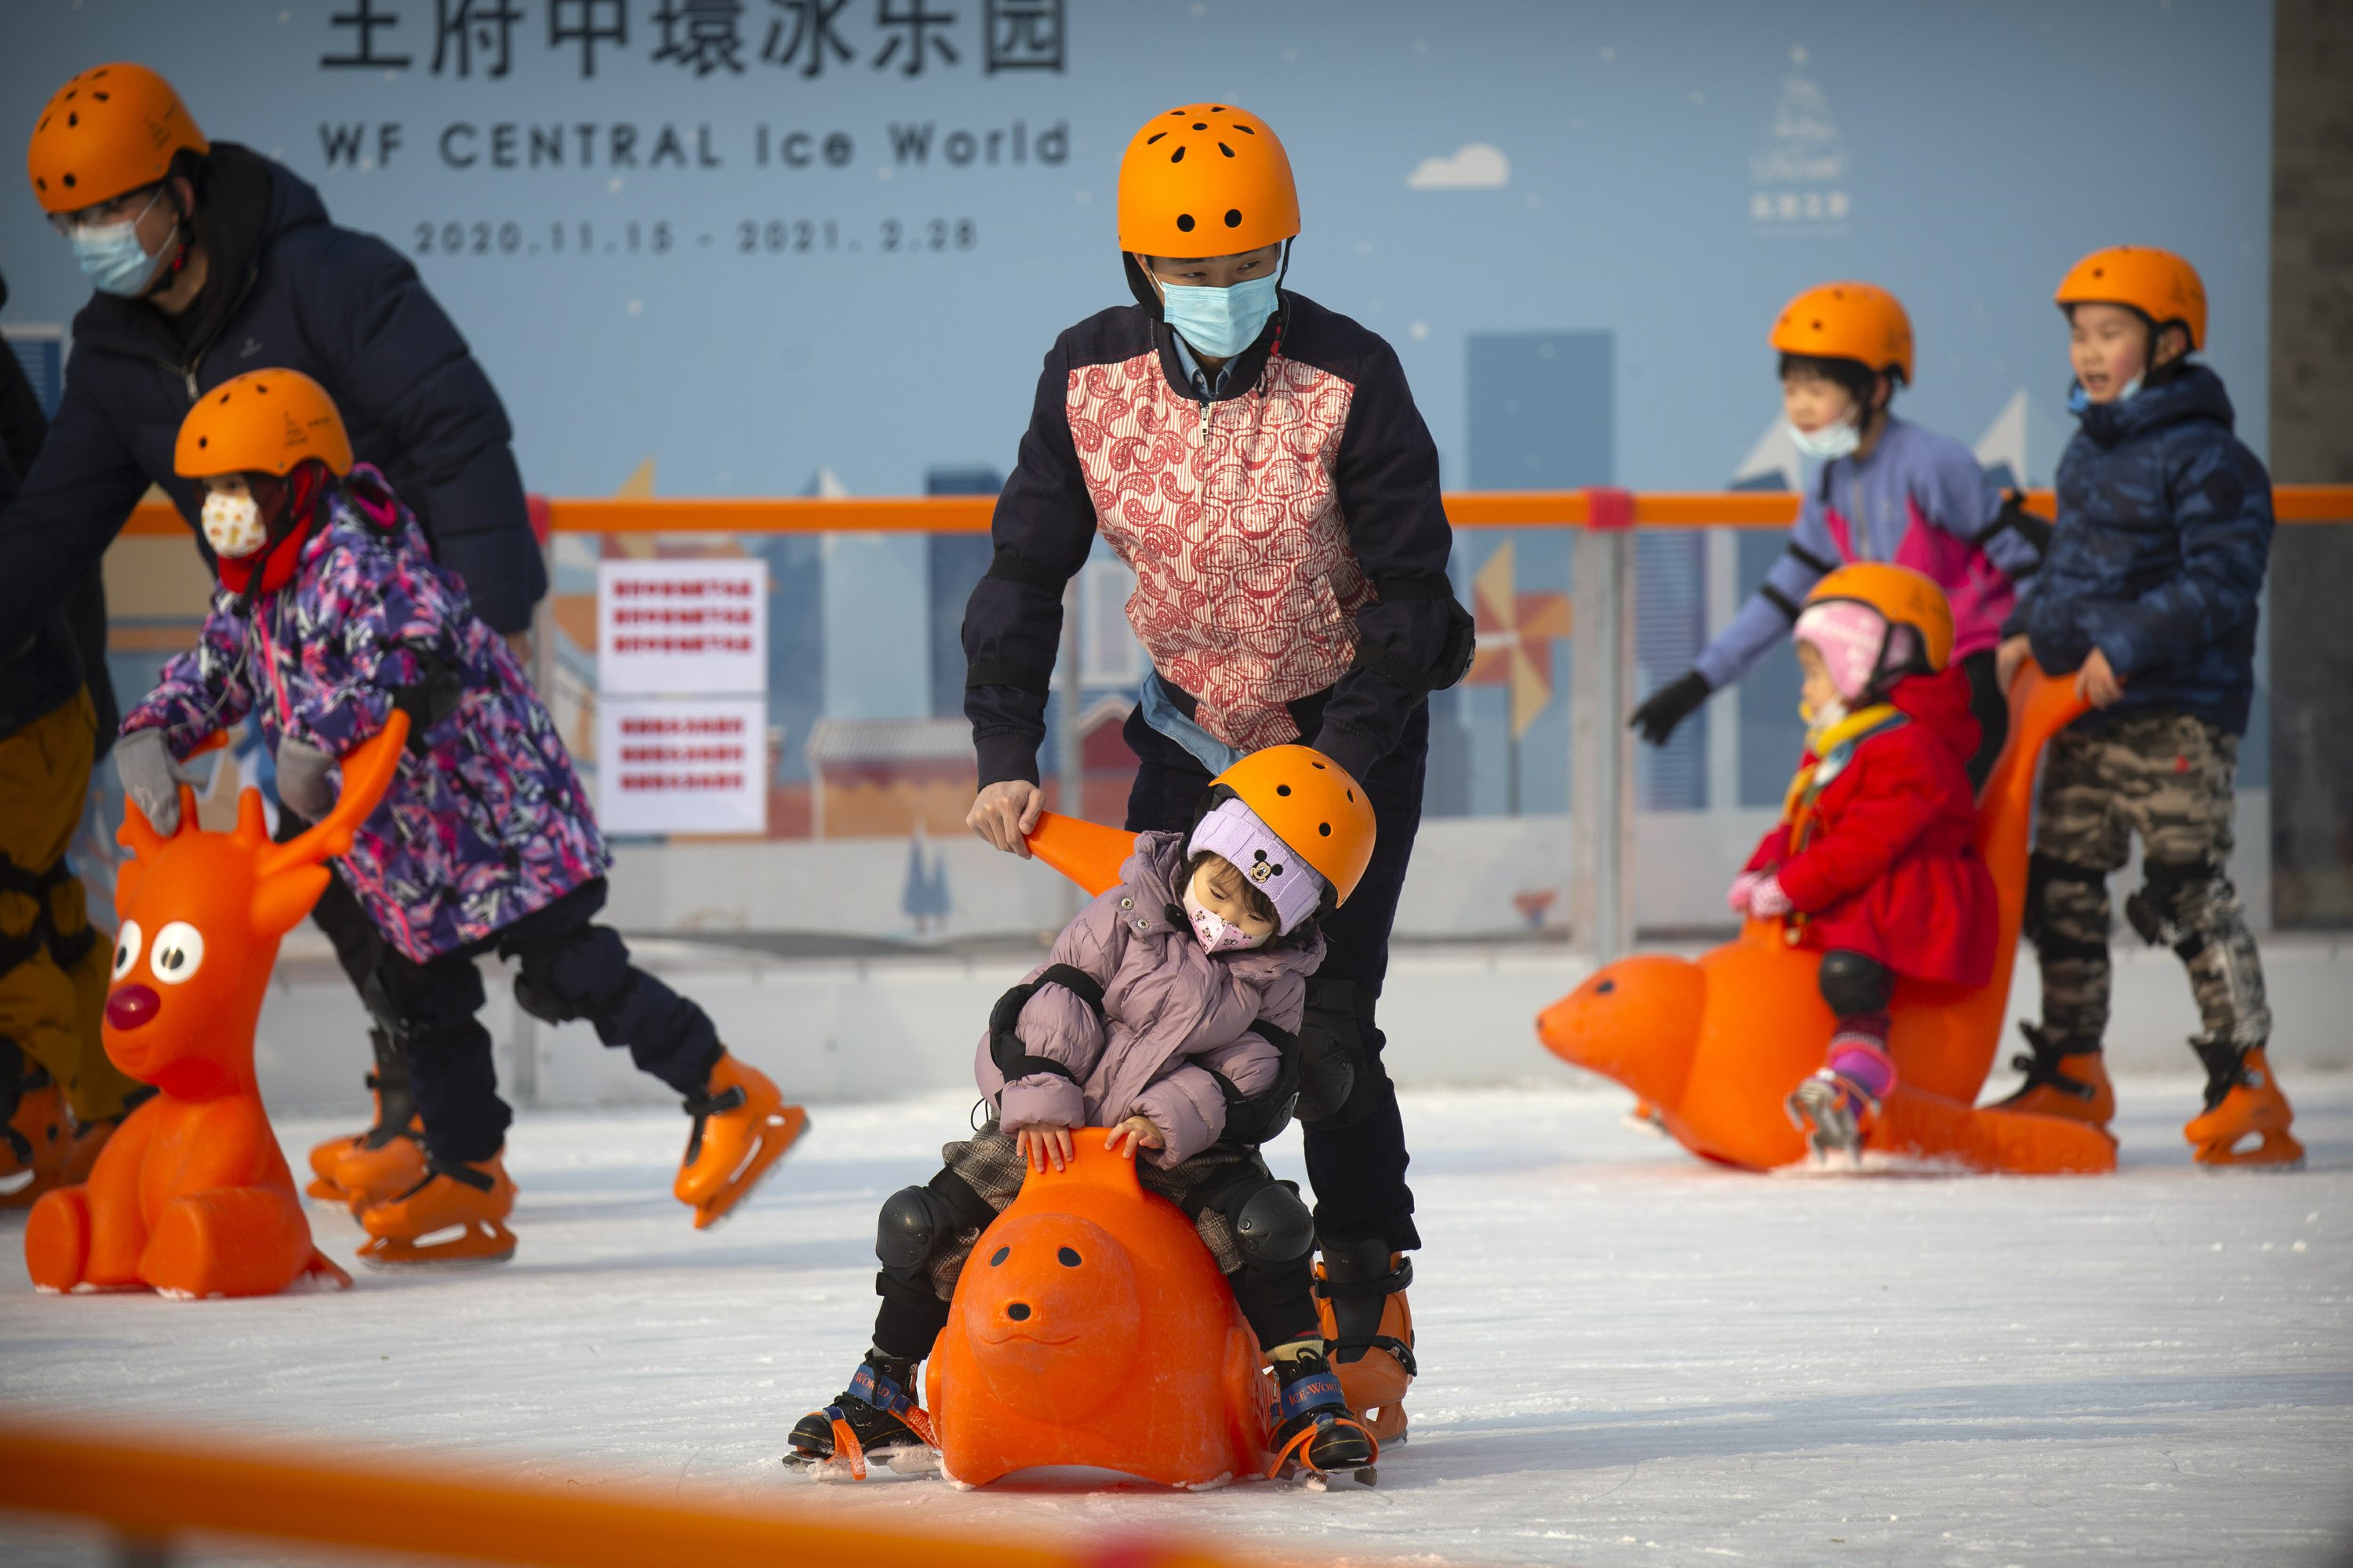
1346, 790, 1355, 802
1147, 131, 1167, 144
1176, 213, 1195, 232
1224, 208, 1242, 227
1220, 144, 1236, 158
1310, 762, 1326, 769
1235, 124, 1256, 134
62, 173, 76, 188
1275, 784, 1291, 796
1169, 146, 1185, 164
93, 92, 109, 101
1318, 823, 1332, 836
198, 437, 208, 448
67, 113, 79, 127
1192, 122, 1207, 130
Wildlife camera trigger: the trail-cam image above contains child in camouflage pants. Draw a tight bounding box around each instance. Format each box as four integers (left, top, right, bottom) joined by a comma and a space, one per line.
1995, 246, 2300, 1168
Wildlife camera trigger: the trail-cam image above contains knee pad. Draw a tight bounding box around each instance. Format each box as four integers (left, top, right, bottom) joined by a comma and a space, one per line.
1817, 950, 1891, 1018
2125, 858, 2224, 958
2025, 853, 2111, 962
1226, 1179, 1315, 1265
875, 1184, 953, 1272
512, 926, 632, 1026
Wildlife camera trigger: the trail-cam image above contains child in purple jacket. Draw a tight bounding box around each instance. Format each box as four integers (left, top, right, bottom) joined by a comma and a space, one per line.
789, 746, 1380, 1480
114, 369, 804, 1265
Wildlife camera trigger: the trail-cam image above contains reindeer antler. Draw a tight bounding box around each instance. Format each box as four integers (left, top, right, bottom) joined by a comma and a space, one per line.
258, 711, 412, 879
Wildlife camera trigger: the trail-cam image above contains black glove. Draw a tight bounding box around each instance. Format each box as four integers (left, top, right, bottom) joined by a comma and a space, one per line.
1629, 670, 1712, 746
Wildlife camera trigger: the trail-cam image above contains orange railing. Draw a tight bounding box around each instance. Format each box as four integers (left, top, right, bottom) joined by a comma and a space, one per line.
0, 1419, 1283, 1568
114, 485, 2353, 537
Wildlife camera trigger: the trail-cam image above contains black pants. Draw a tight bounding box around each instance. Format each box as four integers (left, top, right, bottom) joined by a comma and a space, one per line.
1122, 689, 1426, 1253
1959, 648, 2008, 794
368, 879, 722, 1163
274, 806, 392, 1027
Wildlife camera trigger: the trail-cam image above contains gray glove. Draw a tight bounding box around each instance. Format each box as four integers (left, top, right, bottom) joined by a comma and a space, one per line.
115, 726, 209, 837
275, 737, 340, 824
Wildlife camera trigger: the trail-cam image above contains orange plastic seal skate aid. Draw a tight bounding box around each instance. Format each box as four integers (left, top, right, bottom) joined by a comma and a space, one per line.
1537, 667, 2118, 1175
925, 1136, 1275, 1488
23, 715, 408, 1297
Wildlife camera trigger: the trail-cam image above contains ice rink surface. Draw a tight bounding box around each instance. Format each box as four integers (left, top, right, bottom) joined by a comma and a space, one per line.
3, 1075, 2348, 1567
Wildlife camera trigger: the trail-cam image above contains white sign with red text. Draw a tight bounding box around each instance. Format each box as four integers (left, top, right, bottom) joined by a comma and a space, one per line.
597, 558, 767, 697
595, 697, 767, 836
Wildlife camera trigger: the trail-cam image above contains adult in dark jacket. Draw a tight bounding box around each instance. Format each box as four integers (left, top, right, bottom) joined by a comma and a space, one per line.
0, 271, 147, 1203
7, 63, 545, 1173
1991, 246, 2297, 1169
958, 104, 1469, 1446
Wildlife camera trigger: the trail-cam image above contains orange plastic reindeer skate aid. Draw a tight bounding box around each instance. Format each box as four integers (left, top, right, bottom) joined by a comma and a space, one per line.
24, 715, 409, 1297
924, 1133, 1276, 1489
1537, 666, 2118, 1175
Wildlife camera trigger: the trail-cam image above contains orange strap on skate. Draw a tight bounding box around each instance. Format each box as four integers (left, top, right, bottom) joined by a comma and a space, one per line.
828, 1417, 866, 1482
1264, 1413, 1377, 1481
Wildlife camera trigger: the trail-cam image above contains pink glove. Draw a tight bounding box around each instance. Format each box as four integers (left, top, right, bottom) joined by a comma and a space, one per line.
1726, 871, 1766, 914
1747, 874, 1793, 919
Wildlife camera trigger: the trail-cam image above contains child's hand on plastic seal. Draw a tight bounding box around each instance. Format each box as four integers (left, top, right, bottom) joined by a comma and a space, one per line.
1104, 1115, 1166, 1162
1016, 1126, 1075, 1173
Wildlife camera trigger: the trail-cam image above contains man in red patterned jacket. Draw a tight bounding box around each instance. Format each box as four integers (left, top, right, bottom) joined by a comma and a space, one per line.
959, 102, 1471, 1442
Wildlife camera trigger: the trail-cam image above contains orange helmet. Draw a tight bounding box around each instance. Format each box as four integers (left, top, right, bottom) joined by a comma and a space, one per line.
1118, 104, 1300, 257
175, 369, 354, 481
27, 63, 208, 215
2054, 246, 2206, 351
1801, 562, 1955, 678
1769, 282, 1915, 386
1205, 744, 1376, 907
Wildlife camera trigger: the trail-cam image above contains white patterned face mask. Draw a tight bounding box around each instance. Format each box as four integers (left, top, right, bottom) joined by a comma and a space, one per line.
201, 489, 268, 558
1183, 884, 1267, 954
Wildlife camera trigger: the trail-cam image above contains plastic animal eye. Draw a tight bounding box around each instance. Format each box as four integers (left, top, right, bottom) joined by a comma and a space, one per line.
149, 921, 205, 985
111, 920, 142, 981
1056, 1247, 1082, 1267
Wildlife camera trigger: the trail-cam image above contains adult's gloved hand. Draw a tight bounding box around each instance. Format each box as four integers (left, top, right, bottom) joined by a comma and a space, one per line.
275, 737, 339, 822
115, 726, 207, 837
1629, 669, 1711, 746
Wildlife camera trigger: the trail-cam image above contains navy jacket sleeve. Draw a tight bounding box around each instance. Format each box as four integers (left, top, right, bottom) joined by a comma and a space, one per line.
1309, 340, 1457, 785
2071, 439, 2271, 679
289, 228, 544, 633
0, 369, 151, 651
964, 333, 1096, 788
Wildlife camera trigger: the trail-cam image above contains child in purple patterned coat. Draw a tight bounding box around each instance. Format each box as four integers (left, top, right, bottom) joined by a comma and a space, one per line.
115, 369, 804, 1264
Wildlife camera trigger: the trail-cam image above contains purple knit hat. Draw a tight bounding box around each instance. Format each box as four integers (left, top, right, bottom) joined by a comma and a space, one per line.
1186, 798, 1327, 934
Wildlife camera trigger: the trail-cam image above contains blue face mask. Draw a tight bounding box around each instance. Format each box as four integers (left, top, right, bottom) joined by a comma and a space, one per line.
69, 188, 176, 299
1159, 273, 1280, 360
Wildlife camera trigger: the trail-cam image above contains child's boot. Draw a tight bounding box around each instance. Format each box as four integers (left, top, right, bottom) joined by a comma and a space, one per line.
1785, 1034, 1896, 1166
0, 1057, 70, 1210
2184, 1037, 2304, 1170
1990, 1023, 2116, 1129
675, 1050, 807, 1230
1313, 1239, 1417, 1445
357, 1151, 518, 1267
784, 1352, 936, 1478
1267, 1340, 1377, 1482
307, 1029, 426, 1204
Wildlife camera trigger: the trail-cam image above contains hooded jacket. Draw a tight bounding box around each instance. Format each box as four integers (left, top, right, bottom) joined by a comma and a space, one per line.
0, 144, 542, 641
1742, 664, 1996, 985
120, 468, 603, 962
976, 831, 1326, 1168
2006, 365, 2271, 736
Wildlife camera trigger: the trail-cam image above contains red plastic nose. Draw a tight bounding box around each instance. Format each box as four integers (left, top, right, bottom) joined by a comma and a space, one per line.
106, 984, 160, 1031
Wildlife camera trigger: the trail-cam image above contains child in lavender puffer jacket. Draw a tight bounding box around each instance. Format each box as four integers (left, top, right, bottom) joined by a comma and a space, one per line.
790, 746, 1380, 1479
115, 370, 804, 1266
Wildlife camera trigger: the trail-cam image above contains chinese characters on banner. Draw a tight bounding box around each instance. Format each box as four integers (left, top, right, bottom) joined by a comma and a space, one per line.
324, 0, 1064, 78
596, 558, 769, 834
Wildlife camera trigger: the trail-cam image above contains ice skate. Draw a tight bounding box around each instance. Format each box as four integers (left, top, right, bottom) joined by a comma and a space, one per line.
1785, 1069, 1878, 1167
1267, 1344, 1378, 1483
2185, 1041, 2304, 1170
356, 1152, 518, 1267
307, 1034, 426, 1203
1314, 1239, 1417, 1445
784, 1354, 937, 1480
1622, 1097, 1668, 1138
1989, 1023, 2116, 1129
0, 1071, 69, 1210
674, 1052, 807, 1230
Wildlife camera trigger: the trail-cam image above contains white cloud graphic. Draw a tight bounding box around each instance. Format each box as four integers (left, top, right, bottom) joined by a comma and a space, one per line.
1407, 143, 1510, 190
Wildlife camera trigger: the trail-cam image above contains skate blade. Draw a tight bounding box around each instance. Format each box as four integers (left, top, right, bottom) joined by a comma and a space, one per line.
356, 1219, 517, 1269
304, 1177, 351, 1203
2194, 1130, 2307, 1170
690, 1107, 810, 1231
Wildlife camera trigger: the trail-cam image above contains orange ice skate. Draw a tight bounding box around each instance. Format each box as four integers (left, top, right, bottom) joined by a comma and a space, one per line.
1988, 1024, 2116, 1130
307, 1034, 424, 1204
674, 1053, 806, 1230
2186, 1042, 2304, 1170
1314, 1239, 1416, 1445
357, 1152, 517, 1267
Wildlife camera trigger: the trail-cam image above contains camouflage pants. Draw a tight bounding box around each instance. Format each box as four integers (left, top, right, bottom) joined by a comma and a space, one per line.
2029, 710, 2270, 1053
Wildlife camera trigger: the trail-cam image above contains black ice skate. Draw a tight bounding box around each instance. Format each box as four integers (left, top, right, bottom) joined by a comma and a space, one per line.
784, 1354, 936, 1479
1267, 1344, 1378, 1485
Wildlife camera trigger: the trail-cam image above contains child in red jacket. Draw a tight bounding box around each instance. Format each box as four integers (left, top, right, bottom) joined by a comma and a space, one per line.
1730, 564, 1998, 1160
